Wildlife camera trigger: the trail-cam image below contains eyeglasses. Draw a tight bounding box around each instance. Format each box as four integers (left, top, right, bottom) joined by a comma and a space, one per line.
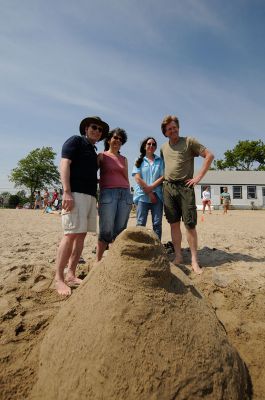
90, 124, 103, 133
146, 142, 156, 147
113, 135, 123, 142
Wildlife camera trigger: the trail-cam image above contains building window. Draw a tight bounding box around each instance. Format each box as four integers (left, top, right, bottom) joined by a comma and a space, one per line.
247, 186, 257, 199
233, 186, 242, 199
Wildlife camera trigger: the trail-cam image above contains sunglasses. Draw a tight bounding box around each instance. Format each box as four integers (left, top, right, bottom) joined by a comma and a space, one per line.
90, 124, 103, 133
113, 135, 123, 142
146, 142, 156, 147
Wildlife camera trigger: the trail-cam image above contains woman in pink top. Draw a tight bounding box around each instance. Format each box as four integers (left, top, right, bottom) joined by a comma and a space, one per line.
96, 128, 132, 261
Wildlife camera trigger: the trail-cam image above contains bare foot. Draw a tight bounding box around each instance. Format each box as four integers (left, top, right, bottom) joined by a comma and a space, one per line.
65, 276, 83, 287
191, 261, 203, 275
55, 280, 71, 296
172, 256, 183, 265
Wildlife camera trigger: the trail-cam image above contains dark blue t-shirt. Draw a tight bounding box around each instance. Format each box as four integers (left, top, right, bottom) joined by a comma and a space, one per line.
61, 135, 98, 197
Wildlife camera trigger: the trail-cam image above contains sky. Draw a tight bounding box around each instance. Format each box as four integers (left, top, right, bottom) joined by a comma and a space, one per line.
1, 0, 265, 193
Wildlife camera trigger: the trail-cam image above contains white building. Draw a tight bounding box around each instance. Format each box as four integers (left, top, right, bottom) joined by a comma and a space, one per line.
196, 171, 265, 210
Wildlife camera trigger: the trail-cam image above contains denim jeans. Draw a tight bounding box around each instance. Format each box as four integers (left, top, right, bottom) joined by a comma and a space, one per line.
98, 188, 133, 243
136, 198, 163, 240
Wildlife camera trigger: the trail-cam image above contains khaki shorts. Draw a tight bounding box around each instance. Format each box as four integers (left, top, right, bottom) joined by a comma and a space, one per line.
61, 192, 97, 234
163, 181, 197, 228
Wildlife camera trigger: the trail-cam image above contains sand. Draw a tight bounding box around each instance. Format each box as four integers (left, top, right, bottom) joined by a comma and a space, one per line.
0, 208, 265, 399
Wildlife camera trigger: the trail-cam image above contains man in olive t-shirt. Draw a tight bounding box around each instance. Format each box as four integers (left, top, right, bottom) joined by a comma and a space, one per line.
160, 115, 214, 274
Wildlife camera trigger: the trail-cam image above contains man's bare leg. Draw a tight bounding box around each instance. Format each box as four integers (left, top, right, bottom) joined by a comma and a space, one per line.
186, 227, 203, 274
170, 222, 183, 264
66, 233, 86, 286
96, 240, 108, 262
55, 234, 75, 295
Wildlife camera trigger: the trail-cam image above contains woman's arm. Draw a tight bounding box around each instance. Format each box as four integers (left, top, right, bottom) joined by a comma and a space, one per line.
134, 173, 149, 192
134, 173, 157, 203
134, 174, 164, 194
97, 153, 103, 168
149, 176, 164, 190
124, 157, 130, 183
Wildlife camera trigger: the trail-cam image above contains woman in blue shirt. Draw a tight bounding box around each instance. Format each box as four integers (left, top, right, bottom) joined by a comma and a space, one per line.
132, 137, 164, 239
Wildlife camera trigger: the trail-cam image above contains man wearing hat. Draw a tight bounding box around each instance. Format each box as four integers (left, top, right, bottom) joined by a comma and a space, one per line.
55, 116, 109, 295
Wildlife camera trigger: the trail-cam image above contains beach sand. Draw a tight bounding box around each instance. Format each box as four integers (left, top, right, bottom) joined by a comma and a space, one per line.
0, 208, 264, 399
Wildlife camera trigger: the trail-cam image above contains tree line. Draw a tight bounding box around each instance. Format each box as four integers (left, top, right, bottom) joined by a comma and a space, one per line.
212, 139, 265, 171
1, 147, 60, 208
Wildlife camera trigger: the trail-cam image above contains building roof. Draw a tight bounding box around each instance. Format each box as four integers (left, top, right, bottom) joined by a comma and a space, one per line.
199, 171, 265, 185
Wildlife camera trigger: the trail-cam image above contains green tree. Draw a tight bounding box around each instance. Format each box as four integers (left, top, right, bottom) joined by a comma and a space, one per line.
8, 194, 20, 208
9, 147, 60, 204
213, 140, 265, 171
15, 190, 30, 206
0, 191, 11, 207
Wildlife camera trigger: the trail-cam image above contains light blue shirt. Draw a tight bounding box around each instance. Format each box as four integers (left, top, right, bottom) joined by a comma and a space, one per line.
132, 155, 164, 204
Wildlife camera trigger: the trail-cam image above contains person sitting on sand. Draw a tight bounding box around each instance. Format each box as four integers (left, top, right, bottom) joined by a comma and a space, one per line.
202, 186, 212, 214
55, 116, 109, 296
43, 204, 60, 214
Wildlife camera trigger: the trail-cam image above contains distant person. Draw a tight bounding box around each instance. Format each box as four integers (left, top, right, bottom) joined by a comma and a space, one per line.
132, 137, 164, 240
43, 204, 60, 214
202, 186, 212, 214
57, 188, 63, 210
34, 190, 42, 209
51, 189, 59, 206
55, 116, 109, 296
160, 115, 214, 274
96, 128, 132, 262
43, 188, 49, 208
220, 187, 231, 214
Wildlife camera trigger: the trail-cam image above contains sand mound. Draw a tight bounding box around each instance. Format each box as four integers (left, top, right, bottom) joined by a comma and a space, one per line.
31, 227, 250, 400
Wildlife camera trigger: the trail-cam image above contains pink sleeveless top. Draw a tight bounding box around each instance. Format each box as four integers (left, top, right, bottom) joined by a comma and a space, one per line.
99, 152, 130, 190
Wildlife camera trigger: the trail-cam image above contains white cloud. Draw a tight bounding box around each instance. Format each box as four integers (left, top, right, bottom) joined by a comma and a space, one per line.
0, 0, 265, 193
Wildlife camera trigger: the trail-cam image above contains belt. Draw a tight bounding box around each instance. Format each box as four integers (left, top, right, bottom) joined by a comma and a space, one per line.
164, 179, 186, 185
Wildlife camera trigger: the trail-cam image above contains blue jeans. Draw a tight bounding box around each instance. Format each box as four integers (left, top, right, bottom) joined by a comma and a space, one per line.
136, 198, 163, 240
98, 188, 133, 243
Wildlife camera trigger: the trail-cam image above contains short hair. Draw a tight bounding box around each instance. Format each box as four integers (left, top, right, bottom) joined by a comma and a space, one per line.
161, 115, 180, 136
104, 128, 127, 151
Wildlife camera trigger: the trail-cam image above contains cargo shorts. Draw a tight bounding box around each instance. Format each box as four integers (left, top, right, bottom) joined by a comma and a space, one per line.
163, 181, 197, 228
61, 192, 97, 234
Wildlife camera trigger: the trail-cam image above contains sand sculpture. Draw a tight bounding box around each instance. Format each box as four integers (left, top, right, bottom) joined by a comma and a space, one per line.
31, 227, 250, 400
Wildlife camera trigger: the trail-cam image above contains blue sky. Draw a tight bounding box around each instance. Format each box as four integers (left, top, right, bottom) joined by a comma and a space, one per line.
1, 0, 265, 193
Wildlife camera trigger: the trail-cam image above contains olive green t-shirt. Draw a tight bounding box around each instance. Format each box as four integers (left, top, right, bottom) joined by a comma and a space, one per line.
160, 137, 206, 181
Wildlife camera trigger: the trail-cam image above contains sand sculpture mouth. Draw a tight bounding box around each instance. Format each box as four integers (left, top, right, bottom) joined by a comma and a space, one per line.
31, 226, 251, 400
114, 227, 166, 258
102, 227, 174, 291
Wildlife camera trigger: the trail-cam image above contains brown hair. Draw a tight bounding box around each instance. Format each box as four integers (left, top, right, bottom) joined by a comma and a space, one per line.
161, 115, 179, 136
135, 137, 157, 168
104, 128, 127, 151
